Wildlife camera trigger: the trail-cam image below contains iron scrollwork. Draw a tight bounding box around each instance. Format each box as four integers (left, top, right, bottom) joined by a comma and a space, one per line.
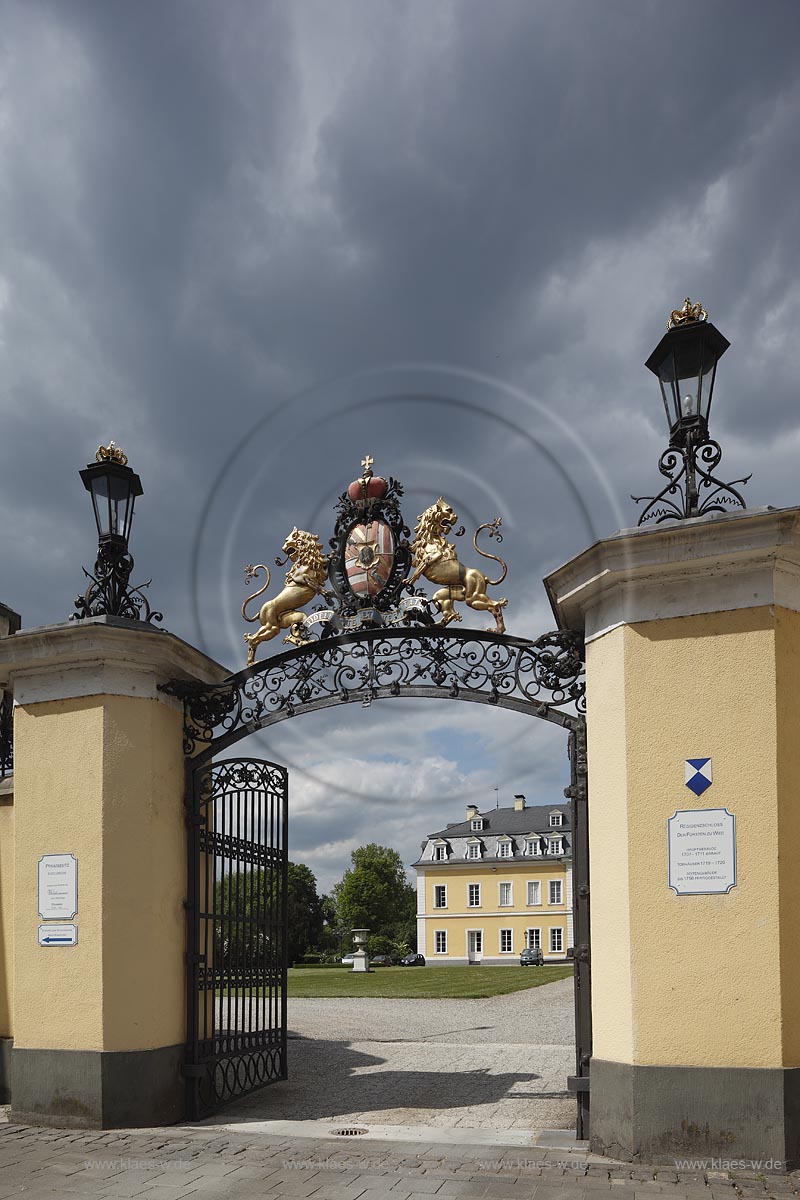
633, 434, 750, 525
163, 626, 586, 761
71, 543, 163, 623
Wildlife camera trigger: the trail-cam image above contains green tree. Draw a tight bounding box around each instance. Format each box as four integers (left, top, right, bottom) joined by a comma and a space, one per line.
214, 860, 324, 967
285, 862, 324, 963
332, 843, 416, 947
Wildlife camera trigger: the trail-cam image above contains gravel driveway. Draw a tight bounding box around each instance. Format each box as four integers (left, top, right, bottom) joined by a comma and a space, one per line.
218, 977, 576, 1132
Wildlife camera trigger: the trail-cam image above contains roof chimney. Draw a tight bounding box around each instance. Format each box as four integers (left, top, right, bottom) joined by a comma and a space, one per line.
466, 804, 479, 820
514, 794, 526, 812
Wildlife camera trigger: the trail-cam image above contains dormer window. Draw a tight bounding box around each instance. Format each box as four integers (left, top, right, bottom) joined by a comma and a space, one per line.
526, 838, 542, 856
548, 837, 563, 855
497, 838, 512, 858
433, 841, 448, 862
549, 813, 563, 827
470, 818, 484, 832
467, 839, 482, 860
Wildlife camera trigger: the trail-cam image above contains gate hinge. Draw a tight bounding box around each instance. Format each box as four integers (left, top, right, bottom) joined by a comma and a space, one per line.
567, 1075, 591, 1093
185, 953, 206, 964
182, 1064, 206, 1078
567, 944, 590, 963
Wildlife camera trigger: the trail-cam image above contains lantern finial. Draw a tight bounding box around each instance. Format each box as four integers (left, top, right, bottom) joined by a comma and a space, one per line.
667, 298, 708, 330
96, 441, 128, 467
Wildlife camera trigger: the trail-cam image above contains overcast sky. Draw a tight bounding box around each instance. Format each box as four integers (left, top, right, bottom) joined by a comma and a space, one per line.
2, 1, 799, 895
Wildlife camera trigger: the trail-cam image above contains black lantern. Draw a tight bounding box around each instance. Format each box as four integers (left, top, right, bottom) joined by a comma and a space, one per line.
72, 443, 162, 623
633, 300, 749, 525
80, 450, 143, 547
645, 301, 730, 448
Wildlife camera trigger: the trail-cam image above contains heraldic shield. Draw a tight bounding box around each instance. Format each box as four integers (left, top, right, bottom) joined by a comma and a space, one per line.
344, 519, 395, 598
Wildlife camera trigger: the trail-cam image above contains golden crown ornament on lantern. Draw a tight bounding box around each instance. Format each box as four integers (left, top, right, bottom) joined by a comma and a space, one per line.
95, 441, 129, 466
667, 298, 708, 330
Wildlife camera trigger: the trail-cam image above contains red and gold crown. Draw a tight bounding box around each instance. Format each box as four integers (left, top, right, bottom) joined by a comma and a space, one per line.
347, 454, 388, 503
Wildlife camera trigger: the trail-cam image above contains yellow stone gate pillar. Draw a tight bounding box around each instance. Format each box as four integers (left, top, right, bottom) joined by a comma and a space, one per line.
546, 506, 800, 1169
0, 617, 227, 1128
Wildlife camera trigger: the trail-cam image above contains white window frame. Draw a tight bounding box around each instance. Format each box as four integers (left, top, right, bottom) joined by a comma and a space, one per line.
549, 879, 563, 906
467, 841, 481, 860
497, 839, 512, 858
498, 881, 513, 907
467, 929, 484, 958
526, 880, 541, 906
550, 927, 564, 953
435, 930, 448, 955
433, 884, 447, 909
549, 813, 563, 827
526, 928, 541, 949
548, 837, 563, 855
526, 838, 541, 856
468, 882, 481, 908
470, 818, 484, 832
499, 928, 513, 953
434, 842, 448, 861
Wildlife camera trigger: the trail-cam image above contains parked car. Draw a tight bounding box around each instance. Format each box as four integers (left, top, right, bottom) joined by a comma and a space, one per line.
399, 952, 425, 966
520, 947, 544, 967
370, 954, 395, 967
341, 952, 355, 965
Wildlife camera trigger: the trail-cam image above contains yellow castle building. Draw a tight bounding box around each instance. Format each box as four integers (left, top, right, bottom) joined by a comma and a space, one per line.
412, 795, 572, 965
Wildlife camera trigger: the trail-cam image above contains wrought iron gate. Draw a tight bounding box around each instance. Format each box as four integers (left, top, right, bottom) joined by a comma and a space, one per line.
184, 757, 288, 1119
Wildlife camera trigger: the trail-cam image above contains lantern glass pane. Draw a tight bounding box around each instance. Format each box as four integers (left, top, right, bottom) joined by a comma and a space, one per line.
656, 352, 682, 427
90, 472, 133, 539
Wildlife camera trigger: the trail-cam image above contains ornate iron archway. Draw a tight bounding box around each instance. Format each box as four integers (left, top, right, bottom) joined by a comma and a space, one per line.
173, 625, 585, 761
165, 458, 591, 1133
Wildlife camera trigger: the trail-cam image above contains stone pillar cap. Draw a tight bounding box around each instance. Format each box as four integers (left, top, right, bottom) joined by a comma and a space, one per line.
545, 505, 800, 643
0, 615, 230, 703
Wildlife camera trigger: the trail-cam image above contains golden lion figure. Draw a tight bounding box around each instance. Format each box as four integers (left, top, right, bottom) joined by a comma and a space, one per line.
408, 498, 508, 633
242, 528, 329, 664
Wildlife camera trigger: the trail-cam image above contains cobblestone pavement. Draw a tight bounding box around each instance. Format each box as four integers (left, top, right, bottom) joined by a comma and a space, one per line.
215, 979, 576, 1131
0, 1120, 799, 1200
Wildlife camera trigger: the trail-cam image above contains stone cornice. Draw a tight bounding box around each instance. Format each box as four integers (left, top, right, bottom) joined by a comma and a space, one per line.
545, 506, 800, 642
0, 616, 230, 705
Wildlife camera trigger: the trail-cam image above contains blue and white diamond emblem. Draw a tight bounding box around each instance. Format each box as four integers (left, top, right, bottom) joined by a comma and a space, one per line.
685, 758, 712, 796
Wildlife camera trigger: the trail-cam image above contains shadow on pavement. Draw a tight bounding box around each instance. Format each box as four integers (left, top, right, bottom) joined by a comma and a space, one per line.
213, 1036, 559, 1124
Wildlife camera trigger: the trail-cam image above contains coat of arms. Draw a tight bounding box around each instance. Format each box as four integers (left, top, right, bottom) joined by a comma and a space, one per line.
344, 520, 395, 598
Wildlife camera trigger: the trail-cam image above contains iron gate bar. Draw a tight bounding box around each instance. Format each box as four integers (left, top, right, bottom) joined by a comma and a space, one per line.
185, 757, 288, 1120
163, 626, 586, 765
566, 719, 591, 1140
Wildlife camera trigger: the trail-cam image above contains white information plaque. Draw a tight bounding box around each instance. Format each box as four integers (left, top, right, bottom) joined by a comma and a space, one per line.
668, 808, 736, 895
38, 854, 78, 920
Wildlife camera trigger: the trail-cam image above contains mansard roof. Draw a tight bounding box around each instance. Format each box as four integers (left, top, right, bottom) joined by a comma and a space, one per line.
426, 803, 570, 840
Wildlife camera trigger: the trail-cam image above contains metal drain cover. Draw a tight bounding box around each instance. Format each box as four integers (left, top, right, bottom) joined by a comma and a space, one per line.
331, 1127, 369, 1136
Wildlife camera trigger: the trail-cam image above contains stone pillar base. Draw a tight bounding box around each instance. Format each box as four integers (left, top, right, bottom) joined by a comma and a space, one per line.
0, 1037, 11, 1103
10, 1045, 184, 1128
590, 1060, 800, 1171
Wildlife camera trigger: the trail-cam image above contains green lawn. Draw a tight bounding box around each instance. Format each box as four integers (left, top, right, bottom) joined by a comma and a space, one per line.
286, 964, 573, 999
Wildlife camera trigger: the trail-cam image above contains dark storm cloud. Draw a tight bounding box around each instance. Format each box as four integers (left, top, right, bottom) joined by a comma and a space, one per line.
2, 0, 799, 887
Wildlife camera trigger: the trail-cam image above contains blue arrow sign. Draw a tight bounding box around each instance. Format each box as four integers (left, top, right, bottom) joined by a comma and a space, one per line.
38, 923, 78, 947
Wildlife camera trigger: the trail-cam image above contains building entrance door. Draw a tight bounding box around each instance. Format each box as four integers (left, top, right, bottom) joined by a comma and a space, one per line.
468, 930, 483, 963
